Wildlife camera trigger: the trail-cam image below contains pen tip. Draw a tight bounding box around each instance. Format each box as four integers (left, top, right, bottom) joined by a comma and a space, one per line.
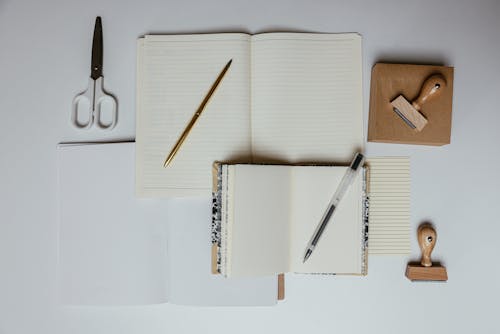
303, 249, 312, 263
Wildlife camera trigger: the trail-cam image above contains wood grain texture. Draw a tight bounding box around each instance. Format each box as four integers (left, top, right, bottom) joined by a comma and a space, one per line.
211, 244, 218, 274
412, 74, 446, 111
406, 265, 448, 281
277, 274, 285, 300
418, 224, 436, 267
368, 63, 454, 146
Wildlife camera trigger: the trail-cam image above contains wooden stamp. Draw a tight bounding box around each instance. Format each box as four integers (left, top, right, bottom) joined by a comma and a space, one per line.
390, 74, 446, 132
406, 224, 448, 281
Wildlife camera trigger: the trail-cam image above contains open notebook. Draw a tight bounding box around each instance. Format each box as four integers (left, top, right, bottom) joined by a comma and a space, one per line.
136, 33, 363, 197
57, 142, 278, 306
212, 163, 368, 277
212, 158, 412, 276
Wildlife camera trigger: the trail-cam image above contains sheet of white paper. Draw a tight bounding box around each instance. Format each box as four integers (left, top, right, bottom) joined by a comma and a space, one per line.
58, 142, 277, 306
58, 143, 169, 305
166, 198, 278, 306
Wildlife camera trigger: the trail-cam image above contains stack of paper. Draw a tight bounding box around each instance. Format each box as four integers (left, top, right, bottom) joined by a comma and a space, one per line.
366, 157, 411, 255
57, 142, 278, 306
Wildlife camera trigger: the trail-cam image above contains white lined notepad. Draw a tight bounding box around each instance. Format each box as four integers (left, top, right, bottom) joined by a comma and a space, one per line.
136, 33, 363, 197
366, 157, 411, 255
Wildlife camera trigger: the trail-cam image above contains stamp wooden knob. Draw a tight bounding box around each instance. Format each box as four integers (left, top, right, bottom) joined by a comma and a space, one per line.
406, 223, 447, 281
412, 74, 446, 111
418, 224, 436, 267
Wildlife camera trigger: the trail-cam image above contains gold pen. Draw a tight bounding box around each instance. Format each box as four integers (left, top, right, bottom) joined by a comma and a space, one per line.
164, 59, 232, 167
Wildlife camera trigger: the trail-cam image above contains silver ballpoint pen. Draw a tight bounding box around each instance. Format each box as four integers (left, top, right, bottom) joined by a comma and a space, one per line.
303, 152, 365, 263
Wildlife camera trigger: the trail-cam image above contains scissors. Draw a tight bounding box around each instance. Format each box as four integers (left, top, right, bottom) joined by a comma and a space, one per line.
72, 17, 117, 130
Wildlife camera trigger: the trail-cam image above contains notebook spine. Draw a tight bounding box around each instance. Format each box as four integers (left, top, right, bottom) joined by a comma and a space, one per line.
211, 164, 223, 274
361, 167, 370, 275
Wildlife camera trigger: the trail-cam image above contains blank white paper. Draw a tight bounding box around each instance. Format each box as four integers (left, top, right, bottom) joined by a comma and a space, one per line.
57, 142, 169, 305
58, 142, 278, 306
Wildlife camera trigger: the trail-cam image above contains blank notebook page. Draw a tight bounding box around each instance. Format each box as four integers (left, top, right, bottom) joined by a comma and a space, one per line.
250, 33, 363, 164
136, 34, 252, 197
289, 166, 364, 274
228, 165, 291, 277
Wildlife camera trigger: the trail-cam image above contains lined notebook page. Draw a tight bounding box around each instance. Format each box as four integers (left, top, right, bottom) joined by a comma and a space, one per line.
366, 157, 411, 255
136, 34, 252, 197
250, 33, 363, 164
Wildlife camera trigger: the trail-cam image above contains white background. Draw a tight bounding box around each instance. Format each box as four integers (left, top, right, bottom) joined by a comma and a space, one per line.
1, 0, 499, 333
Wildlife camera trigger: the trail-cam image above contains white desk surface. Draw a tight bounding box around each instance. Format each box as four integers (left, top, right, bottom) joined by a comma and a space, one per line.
1, 0, 499, 333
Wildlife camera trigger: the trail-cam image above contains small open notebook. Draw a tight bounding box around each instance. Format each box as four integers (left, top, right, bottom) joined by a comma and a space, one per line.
212, 163, 368, 277
136, 33, 363, 197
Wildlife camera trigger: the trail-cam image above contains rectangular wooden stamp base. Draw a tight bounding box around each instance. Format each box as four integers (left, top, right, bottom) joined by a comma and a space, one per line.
406, 264, 448, 281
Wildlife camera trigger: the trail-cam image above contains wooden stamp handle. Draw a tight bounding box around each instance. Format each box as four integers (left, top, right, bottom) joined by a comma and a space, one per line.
418, 224, 437, 267
412, 74, 446, 111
